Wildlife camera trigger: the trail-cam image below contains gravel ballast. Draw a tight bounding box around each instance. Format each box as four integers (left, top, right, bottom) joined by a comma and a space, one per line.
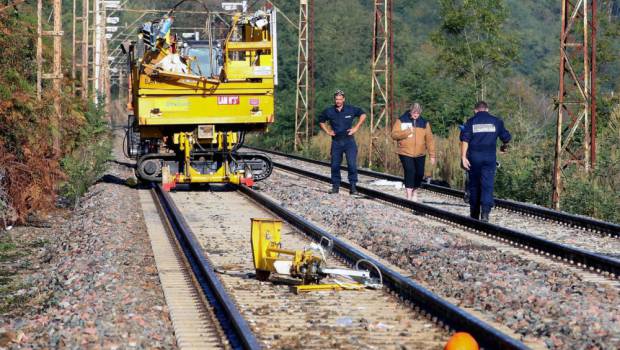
267, 152, 620, 258
257, 170, 620, 349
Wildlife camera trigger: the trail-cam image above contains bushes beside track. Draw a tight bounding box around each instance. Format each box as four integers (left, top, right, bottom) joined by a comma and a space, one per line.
59, 100, 112, 208
0, 9, 111, 225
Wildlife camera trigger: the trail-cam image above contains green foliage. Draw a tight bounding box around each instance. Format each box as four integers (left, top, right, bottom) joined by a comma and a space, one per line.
3, 68, 33, 94
244, 0, 620, 222
0, 242, 17, 254
494, 102, 620, 223
397, 55, 474, 136
0, 11, 64, 223
494, 143, 554, 206
60, 101, 112, 207
0, 85, 10, 100
596, 2, 620, 92
562, 174, 619, 223
503, 0, 558, 91
432, 0, 520, 100
559, 104, 619, 223
0, 5, 117, 222
0, 235, 30, 314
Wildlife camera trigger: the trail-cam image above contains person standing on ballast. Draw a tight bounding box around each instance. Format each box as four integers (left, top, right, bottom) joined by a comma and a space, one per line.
318, 90, 367, 195
460, 101, 511, 222
391, 103, 436, 202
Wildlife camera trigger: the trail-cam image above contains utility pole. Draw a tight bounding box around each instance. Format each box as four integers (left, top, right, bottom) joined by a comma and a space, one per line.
118, 68, 124, 106
369, 0, 393, 168
553, 0, 597, 209
72, 0, 89, 100
36, 0, 63, 154
308, 0, 315, 139
92, 0, 102, 103
102, 6, 112, 119
36, 0, 42, 100
52, 0, 62, 153
72, 0, 76, 95
294, 0, 312, 151
81, 0, 89, 99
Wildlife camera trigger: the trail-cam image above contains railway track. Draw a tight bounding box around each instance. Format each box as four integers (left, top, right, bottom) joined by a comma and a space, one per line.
150, 183, 533, 349
245, 146, 620, 237
151, 185, 260, 349
242, 147, 620, 278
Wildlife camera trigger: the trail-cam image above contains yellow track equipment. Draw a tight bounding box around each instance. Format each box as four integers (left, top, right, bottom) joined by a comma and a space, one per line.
250, 219, 383, 293
122, 1, 277, 188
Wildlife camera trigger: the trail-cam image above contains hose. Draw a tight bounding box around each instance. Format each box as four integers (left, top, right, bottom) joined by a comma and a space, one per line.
122, 127, 130, 158
355, 259, 383, 287
232, 131, 246, 152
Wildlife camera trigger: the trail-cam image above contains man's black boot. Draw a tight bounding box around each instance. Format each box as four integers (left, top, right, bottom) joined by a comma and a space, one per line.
480, 210, 490, 222
349, 183, 358, 195
329, 186, 339, 194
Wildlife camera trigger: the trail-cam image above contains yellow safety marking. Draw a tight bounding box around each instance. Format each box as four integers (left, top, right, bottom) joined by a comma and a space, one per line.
294, 283, 365, 294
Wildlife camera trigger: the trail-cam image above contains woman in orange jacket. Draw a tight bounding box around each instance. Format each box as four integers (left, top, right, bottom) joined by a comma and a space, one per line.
391, 103, 436, 201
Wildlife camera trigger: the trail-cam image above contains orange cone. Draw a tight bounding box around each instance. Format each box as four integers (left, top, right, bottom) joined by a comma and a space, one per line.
444, 332, 479, 350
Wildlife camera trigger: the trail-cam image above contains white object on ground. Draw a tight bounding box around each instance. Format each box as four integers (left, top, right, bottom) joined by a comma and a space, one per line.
369, 179, 403, 189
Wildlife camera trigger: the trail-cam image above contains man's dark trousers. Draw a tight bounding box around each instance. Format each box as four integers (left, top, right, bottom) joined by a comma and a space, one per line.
468, 152, 496, 219
330, 136, 358, 187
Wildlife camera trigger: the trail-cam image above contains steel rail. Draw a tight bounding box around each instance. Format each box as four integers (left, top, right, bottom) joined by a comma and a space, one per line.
245, 146, 620, 237
270, 161, 620, 277
153, 184, 261, 350
238, 185, 529, 350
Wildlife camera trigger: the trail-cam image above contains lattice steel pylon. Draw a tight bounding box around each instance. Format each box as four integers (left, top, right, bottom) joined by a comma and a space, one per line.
294, 0, 313, 151
72, 0, 89, 100
92, 0, 105, 103
36, 0, 63, 154
553, 0, 598, 210
369, 0, 393, 168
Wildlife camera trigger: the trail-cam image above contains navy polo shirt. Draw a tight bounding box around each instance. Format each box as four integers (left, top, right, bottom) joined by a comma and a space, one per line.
318, 105, 365, 137
460, 111, 511, 155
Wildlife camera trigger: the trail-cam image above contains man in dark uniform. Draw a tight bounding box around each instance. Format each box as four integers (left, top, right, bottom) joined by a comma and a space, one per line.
460, 101, 511, 222
319, 90, 367, 195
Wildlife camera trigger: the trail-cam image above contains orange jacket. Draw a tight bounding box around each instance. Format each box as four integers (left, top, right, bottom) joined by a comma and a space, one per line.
391, 116, 436, 158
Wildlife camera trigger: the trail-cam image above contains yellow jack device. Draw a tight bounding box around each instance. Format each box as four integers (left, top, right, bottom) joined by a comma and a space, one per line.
250, 218, 382, 293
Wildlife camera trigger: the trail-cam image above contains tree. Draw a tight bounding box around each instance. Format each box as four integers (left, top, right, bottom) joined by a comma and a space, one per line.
432, 0, 519, 100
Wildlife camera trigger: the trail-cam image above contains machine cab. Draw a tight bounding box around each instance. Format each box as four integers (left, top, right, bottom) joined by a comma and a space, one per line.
181, 40, 224, 78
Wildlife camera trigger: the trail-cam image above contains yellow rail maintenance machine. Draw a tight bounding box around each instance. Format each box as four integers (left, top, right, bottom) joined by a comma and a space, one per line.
122, 1, 277, 189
